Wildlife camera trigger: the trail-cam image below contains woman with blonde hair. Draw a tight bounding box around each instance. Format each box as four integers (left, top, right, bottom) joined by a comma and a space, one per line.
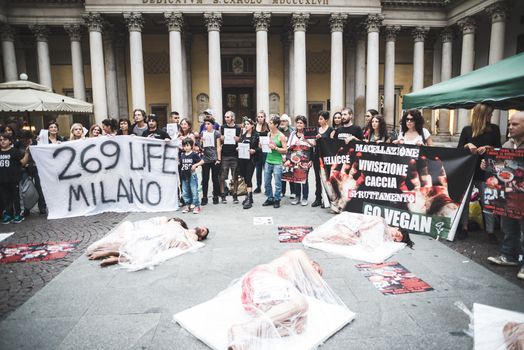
88, 124, 102, 138
457, 103, 501, 241
69, 123, 85, 141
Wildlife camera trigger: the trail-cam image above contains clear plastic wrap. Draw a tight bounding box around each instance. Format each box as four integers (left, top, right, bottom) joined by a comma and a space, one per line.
302, 212, 406, 263
174, 249, 355, 350
86, 216, 204, 271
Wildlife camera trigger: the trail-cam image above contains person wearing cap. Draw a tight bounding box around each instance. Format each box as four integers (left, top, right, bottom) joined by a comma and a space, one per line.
145, 114, 171, 140
199, 109, 220, 133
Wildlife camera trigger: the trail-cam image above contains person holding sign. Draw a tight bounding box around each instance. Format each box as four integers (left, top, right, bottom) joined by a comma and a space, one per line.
392, 109, 433, 146
262, 115, 288, 208
117, 118, 132, 136
364, 114, 390, 143
200, 115, 222, 205
146, 114, 171, 140
101, 118, 118, 136
331, 107, 363, 143
220, 111, 241, 204
485, 111, 524, 280
131, 108, 149, 136
70, 123, 86, 141
238, 117, 259, 209
88, 124, 102, 138
47, 121, 65, 144
362, 109, 379, 140
254, 111, 270, 194
286, 115, 315, 206
312, 111, 333, 208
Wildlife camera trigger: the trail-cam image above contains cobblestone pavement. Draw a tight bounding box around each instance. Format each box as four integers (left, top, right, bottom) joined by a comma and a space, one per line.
0, 211, 127, 321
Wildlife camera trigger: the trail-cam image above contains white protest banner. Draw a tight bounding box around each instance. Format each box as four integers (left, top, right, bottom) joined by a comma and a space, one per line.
30, 136, 179, 219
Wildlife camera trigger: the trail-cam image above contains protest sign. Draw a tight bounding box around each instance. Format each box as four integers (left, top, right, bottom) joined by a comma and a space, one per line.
318, 140, 476, 240
303, 127, 318, 139
282, 144, 312, 184
30, 136, 179, 219
483, 148, 524, 218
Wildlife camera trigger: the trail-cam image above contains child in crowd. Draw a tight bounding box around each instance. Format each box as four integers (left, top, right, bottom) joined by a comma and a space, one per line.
0, 133, 30, 224
180, 139, 204, 214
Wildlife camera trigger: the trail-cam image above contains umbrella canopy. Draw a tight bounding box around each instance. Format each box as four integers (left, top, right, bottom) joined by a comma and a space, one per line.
402, 52, 524, 111
0, 79, 93, 113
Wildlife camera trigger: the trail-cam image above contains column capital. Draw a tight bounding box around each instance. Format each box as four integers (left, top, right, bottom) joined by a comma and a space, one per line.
412, 26, 429, 42
329, 13, 347, 33
253, 12, 271, 32
124, 12, 144, 32
0, 24, 16, 42
365, 14, 383, 33
457, 16, 476, 35
164, 12, 184, 32
440, 27, 454, 43
29, 25, 50, 42
204, 12, 222, 32
83, 12, 104, 32
292, 13, 310, 32
485, 1, 508, 24
384, 25, 401, 42
64, 24, 83, 42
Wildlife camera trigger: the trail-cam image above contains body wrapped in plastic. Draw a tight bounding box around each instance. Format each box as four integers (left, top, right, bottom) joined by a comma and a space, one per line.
302, 212, 406, 263
86, 216, 204, 271
174, 250, 355, 350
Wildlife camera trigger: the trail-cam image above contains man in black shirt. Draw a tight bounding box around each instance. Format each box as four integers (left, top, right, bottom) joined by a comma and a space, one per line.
146, 114, 171, 140
220, 111, 241, 203
333, 107, 363, 142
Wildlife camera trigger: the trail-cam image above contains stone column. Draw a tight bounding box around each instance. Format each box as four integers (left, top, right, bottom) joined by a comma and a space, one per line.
124, 12, 146, 110
30, 25, 52, 89
165, 12, 185, 118
1, 24, 18, 82
384, 25, 400, 129
412, 26, 428, 92
486, 1, 508, 128
329, 13, 346, 115
288, 30, 295, 117
431, 35, 442, 133
344, 31, 356, 113
456, 17, 476, 134
354, 25, 366, 125
292, 13, 309, 117
64, 24, 87, 101
254, 12, 271, 115
204, 12, 223, 123
281, 32, 290, 115
103, 27, 119, 118
114, 30, 129, 118
84, 12, 108, 122
183, 33, 193, 119
365, 14, 383, 112
438, 27, 453, 137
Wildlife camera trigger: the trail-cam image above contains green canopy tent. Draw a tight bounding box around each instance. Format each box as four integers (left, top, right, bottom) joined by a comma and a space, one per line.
402, 52, 524, 111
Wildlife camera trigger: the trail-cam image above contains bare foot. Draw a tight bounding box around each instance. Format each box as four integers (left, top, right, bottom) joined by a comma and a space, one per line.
100, 256, 119, 267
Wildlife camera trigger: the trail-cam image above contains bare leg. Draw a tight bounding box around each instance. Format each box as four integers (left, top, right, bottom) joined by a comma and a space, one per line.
88, 250, 120, 260
100, 256, 120, 267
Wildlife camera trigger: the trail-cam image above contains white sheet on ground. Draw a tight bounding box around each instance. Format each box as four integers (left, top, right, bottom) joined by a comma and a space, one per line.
474, 303, 524, 350
302, 212, 406, 263
174, 282, 355, 350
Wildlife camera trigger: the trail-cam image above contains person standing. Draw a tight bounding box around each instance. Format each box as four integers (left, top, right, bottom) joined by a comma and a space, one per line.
287, 115, 314, 206
200, 115, 222, 205
254, 111, 269, 193
457, 103, 501, 241
312, 111, 333, 207
262, 115, 287, 208
131, 109, 149, 136
331, 107, 363, 142
238, 117, 259, 209
392, 109, 434, 146
145, 114, 171, 140
279, 114, 294, 199
220, 111, 241, 204
179, 139, 204, 214
486, 111, 524, 280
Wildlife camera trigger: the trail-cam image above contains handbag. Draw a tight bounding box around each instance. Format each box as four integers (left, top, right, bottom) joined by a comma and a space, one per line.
20, 177, 39, 209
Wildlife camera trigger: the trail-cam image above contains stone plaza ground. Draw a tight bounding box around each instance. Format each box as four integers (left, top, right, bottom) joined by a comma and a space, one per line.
0, 188, 523, 349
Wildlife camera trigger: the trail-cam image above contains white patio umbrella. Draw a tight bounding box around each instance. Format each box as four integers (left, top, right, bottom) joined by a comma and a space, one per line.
0, 77, 92, 113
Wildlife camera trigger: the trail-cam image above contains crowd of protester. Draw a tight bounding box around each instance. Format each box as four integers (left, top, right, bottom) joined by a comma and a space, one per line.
0, 103, 522, 280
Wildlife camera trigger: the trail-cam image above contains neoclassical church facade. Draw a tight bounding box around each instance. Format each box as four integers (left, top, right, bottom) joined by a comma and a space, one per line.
0, 0, 523, 138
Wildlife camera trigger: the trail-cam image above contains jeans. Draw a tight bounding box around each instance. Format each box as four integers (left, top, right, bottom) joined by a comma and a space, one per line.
500, 216, 524, 267
255, 151, 267, 189
291, 181, 309, 201
182, 173, 200, 207
264, 162, 283, 202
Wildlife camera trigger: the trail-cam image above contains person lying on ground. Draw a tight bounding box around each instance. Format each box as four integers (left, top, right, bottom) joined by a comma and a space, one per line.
86, 217, 209, 268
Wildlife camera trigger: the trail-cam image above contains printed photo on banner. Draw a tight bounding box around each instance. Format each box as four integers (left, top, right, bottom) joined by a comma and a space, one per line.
483, 148, 524, 218
317, 140, 476, 240
30, 136, 180, 219
282, 144, 312, 184
278, 226, 313, 243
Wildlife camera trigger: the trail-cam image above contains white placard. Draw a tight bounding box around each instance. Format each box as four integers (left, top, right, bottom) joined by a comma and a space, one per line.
259, 136, 270, 153
0, 232, 14, 242
253, 217, 273, 225
203, 132, 215, 148
223, 128, 236, 145
30, 136, 179, 219
166, 123, 178, 139
37, 129, 48, 145
238, 143, 250, 159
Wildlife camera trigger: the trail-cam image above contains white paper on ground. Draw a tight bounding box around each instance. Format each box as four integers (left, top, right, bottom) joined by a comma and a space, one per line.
302, 241, 406, 264
0, 232, 14, 242
254, 217, 273, 225
474, 303, 524, 350
174, 282, 355, 350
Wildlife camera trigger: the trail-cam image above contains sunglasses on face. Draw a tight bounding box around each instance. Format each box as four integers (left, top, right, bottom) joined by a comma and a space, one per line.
406, 118, 414, 121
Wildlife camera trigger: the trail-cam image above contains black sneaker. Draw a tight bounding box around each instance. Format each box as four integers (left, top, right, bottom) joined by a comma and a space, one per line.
262, 199, 274, 206
221, 196, 227, 204
254, 187, 261, 194
201, 197, 208, 206
273, 200, 280, 208
233, 195, 239, 204
213, 197, 219, 205
311, 199, 322, 207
